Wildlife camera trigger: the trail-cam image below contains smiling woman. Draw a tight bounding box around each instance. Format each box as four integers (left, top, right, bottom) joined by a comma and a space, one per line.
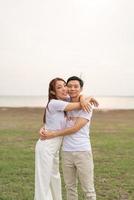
35, 77, 69, 200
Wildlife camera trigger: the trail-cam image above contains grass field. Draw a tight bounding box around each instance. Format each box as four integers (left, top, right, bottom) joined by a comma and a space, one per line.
0, 108, 134, 200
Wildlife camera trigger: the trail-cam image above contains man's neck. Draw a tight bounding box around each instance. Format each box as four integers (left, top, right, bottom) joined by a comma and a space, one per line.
70, 96, 79, 102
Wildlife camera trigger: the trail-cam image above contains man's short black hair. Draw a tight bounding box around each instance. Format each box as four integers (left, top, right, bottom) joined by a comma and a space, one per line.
67, 76, 84, 88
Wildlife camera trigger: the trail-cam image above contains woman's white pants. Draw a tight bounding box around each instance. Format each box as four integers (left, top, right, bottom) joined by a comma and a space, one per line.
34, 139, 62, 200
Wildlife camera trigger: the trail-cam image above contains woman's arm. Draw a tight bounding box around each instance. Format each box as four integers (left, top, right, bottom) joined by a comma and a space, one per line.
64, 101, 91, 112
40, 117, 88, 139
64, 94, 95, 112
80, 95, 99, 109
86, 96, 99, 107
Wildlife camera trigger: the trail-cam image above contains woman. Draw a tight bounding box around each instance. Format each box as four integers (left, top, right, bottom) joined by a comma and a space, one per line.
34, 77, 91, 200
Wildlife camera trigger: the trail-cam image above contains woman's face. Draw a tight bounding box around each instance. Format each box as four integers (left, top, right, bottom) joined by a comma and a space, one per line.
55, 80, 68, 100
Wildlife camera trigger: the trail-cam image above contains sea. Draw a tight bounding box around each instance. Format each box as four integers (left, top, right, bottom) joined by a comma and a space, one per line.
0, 96, 134, 110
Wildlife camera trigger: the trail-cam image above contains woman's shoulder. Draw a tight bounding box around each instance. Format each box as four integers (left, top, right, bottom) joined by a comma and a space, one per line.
49, 99, 62, 105
48, 99, 57, 108
48, 99, 64, 108
48, 99, 69, 111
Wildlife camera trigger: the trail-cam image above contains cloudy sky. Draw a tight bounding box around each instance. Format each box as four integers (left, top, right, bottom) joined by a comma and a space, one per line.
0, 0, 134, 96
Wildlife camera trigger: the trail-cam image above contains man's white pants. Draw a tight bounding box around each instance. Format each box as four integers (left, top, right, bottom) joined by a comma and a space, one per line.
62, 151, 96, 200
34, 139, 62, 200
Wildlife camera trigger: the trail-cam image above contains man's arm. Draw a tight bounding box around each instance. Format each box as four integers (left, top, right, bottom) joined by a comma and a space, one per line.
40, 117, 89, 139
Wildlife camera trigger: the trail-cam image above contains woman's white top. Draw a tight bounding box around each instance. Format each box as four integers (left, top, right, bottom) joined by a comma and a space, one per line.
45, 99, 68, 131
37, 99, 69, 155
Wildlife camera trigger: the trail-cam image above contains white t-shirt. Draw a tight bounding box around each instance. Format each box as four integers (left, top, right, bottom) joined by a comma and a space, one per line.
62, 109, 93, 151
45, 99, 69, 131
37, 99, 69, 155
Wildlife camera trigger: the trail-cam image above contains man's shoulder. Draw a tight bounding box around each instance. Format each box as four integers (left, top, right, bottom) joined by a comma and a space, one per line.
78, 108, 93, 120
68, 108, 93, 119
79, 107, 93, 114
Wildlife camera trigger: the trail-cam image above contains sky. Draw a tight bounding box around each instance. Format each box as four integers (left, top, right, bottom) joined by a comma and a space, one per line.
0, 0, 134, 96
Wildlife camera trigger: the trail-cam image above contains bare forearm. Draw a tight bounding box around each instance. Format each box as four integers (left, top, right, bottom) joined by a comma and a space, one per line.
53, 126, 79, 137
41, 118, 89, 139
64, 102, 81, 111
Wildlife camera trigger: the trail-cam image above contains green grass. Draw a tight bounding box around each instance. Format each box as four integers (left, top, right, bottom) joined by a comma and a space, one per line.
0, 108, 134, 200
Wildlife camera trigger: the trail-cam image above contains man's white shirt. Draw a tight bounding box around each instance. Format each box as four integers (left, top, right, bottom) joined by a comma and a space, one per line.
63, 109, 93, 152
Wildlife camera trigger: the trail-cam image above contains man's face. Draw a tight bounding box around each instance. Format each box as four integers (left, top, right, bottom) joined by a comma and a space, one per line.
67, 80, 82, 98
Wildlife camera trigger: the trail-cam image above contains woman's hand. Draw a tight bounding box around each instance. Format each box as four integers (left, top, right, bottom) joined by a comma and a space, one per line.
39, 127, 56, 140
88, 97, 99, 107
79, 95, 99, 112
80, 99, 92, 112
39, 127, 46, 140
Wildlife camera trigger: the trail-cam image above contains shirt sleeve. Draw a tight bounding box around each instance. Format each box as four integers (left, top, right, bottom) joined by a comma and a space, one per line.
78, 109, 93, 121
48, 99, 69, 112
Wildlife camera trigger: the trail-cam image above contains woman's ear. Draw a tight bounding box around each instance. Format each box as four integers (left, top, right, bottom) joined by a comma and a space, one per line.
50, 90, 55, 95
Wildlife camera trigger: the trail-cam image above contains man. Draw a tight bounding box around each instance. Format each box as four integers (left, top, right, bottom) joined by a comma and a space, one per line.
40, 76, 97, 200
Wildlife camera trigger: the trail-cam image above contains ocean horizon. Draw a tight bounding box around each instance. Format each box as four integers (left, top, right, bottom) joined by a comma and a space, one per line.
0, 95, 134, 110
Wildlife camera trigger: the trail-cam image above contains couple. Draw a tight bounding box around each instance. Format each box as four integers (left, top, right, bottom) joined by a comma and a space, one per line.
34, 76, 98, 200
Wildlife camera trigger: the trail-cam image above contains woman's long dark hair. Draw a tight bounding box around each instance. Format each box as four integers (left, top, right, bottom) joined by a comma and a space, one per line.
43, 78, 66, 123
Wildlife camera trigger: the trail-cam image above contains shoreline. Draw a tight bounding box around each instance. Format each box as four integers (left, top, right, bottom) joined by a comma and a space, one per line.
0, 107, 134, 112
0, 96, 134, 110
